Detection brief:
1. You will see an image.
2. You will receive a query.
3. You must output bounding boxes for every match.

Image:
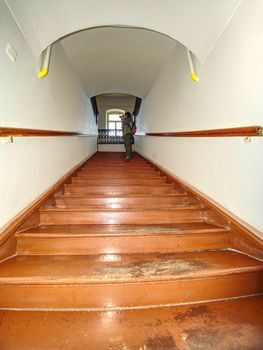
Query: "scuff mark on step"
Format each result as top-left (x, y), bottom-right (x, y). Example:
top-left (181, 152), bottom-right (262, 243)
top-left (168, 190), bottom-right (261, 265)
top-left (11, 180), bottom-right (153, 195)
top-left (174, 305), bottom-right (209, 321)
top-left (145, 333), bottom-right (179, 350)
top-left (93, 259), bottom-right (208, 280)
top-left (184, 324), bottom-right (263, 350)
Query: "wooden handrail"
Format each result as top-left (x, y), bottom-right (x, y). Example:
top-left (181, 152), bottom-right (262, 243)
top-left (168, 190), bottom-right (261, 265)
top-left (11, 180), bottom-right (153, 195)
top-left (146, 126), bottom-right (263, 137)
top-left (2, 126), bottom-right (262, 138)
top-left (0, 127), bottom-right (95, 137)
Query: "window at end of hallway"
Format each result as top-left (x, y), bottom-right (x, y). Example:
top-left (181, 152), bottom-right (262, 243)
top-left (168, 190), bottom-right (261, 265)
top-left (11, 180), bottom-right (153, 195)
top-left (106, 109), bottom-right (125, 130)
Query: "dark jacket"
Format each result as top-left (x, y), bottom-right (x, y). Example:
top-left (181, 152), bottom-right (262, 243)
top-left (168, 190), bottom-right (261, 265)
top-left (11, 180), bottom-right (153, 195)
top-left (122, 117), bottom-right (133, 135)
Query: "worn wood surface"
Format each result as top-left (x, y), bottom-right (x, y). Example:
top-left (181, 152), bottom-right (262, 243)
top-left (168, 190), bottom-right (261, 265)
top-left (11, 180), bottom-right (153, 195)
top-left (16, 223), bottom-right (230, 255)
top-left (0, 296), bottom-right (262, 349)
top-left (0, 251), bottom-right (262, 309)
top-left (1, 151), bottom-right (262, 327)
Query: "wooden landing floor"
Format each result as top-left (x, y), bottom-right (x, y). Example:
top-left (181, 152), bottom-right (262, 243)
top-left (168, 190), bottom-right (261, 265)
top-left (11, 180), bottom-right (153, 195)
top-left (0, 295), bottom-right (262, 350)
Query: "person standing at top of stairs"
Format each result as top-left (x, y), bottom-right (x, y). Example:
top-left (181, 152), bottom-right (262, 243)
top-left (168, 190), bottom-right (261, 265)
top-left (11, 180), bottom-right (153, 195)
top-left (121, 112), bottom-right (134, 161)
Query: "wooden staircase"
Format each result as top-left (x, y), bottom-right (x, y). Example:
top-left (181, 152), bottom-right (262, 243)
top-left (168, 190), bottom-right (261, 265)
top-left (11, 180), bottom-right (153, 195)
top-left (0, 152), bottom-right (263, 348)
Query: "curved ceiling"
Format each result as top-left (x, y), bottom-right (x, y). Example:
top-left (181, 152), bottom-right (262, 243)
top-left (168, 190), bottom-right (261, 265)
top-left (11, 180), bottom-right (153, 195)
top-left (6, 0), bottom-right (241, 62)
top-left (61, 27), bottom-right (177, 98)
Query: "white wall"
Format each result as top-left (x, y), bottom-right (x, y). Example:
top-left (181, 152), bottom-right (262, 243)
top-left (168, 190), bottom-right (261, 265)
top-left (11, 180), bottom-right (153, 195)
top-left (0, 1), bottom-right (97, 228)
top-left (136, 0), bottom-right (263, 232)
top-left (97, 95), bottom-right (136, 129)
top-left (6, 0), bottom-right (241, 63)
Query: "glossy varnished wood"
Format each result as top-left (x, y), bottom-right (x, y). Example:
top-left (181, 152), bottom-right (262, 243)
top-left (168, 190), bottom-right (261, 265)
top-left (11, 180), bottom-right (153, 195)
top-left (54, 194), bottom-right (198, 208)
top-left (64, 183), bottom-right (176, 195)
top-left (40, 207), bottom-right (204, 225)
top-left (146, 125), bottom-right (263, 137)
top-left (0, 251), bottom-right (262, 309)
top-left (1, 151), bottom-right (262, 319)
top-left (82, 165), bottom-right (155, 171)
top-left (77, 169), bottom-right (162, 177)
top-left (71, 177), bottom-right (167, 185)
top-left (0, 126), bottom-right (93, 137)
top-left (16, 223), bottom-right (230, 255)
top-left (0, 296), bottom-right (262, 349)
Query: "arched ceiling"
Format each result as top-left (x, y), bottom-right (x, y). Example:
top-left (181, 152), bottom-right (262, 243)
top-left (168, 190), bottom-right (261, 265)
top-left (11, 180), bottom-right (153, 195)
top-left (6, 0), bottom-right (241, 63)
top-left (61, 27), bottom-right (177, 98)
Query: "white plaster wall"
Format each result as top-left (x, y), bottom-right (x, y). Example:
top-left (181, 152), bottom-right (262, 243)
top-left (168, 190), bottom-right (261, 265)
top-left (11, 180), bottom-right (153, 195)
top-left (0, 1), bottom-right (97, 228)
top-left (6, 0), bottom-right (241, 63)
top-left (0, 2), bottom-right (97, 133)
top-left (136, 0), bottom-right (263, 232)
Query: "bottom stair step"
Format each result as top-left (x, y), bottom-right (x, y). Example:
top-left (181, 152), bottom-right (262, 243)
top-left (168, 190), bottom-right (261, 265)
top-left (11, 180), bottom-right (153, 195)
top-left (0, 251), bottom-right (262, 309)
top-left (0, 295), bottom-right (262, 349)
top-left (16, 223), bottom-right (230, 255)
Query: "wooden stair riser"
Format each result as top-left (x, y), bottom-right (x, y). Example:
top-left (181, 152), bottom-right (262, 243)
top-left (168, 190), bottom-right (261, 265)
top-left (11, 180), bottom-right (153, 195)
top-left (40, 209), bottom-right (204, 225)
top-left (54, 195), bottom-right (197, 208)
top-left (71, 177), bottom-right (166, 185)
top-left (64, 184), bottom-right (175, 195)
top-left (0, 271), bottom-right (261, 310)
top-left (16, 231), bottom-right (231, 255)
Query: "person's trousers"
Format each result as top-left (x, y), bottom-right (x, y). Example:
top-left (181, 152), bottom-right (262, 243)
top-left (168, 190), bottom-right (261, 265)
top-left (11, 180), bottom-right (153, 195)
top-left (124, 134), bottom-right (133, 159)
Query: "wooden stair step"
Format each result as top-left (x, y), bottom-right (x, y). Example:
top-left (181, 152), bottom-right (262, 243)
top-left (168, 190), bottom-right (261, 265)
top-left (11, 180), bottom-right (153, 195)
top-left (80, 167), bottom-right (156, 172)
top-left (0, 296), bottom-right (262, 349)
top-left (54, 194), bottom-right (197, 208)
top-left (83, 158), bottom-right (151, 163)
top-left (81, 165), bottom-right (155, 170)
top-left (71, 177), bottom-right (167, 185)
top-left (40, 207), bottom-right (205, 225)
top-left (64, 184), bottom-right (175, 195)
top-left (16, 223), bottom-right (230, 255)
top-left (17, 223), bottom-right (229, 236)
top-left (86, 162), bottom-right (148, 166)
top-left (87, 160), bottom-right (148, 164)
top-left (88, 155), bottom-right (144, 159)
top-left (77, 170), bottom-right (162, 177)
top-left (0, 251), bottom-right (262, 309)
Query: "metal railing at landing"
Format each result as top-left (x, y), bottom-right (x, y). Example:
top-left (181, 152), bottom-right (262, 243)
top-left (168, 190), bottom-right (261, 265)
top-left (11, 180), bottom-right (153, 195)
top-left (98, 129), bottom-right (124, 144)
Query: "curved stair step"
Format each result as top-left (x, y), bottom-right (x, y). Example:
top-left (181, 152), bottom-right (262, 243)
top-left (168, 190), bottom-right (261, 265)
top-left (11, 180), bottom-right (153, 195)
top-left (0, 251), bottom-right (262, 309)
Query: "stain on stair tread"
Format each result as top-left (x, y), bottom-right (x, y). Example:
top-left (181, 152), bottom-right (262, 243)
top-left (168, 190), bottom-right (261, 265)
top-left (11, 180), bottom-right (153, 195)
top-left (18, 223), bottom-right (229, 236)
top-left (0, 296), bottom-right (262, 349)
top-left (0, 251), bottom-right (262, 283)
